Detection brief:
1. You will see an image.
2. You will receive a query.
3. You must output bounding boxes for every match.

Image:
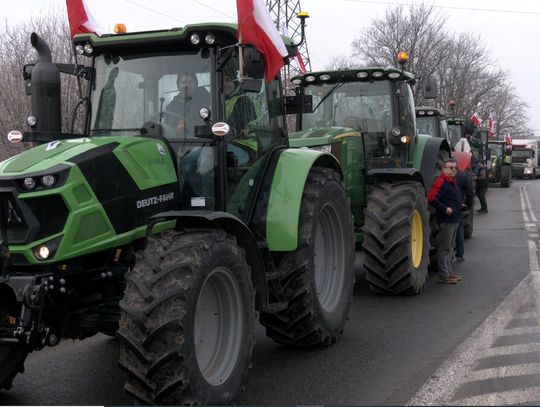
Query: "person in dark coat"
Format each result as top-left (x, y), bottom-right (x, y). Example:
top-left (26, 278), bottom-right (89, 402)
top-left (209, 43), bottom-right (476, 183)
top-left (475, 160), bottom-right (488, 213)
top-left (455, 168), bottom-right (474, 262)
top-left (165, 72), bottom-right (210, 136)
top-left (428, 158), bottom-right (463, 284)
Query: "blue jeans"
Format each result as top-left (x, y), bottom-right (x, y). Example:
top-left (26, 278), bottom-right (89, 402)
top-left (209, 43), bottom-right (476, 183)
top-left (455, 218), bottom-right (464, 259)
top-left (438, 222), bottom-right (459, 278)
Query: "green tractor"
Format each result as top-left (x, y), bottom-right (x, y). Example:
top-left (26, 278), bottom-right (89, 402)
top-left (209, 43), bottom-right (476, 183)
top-left (487, 140), bottom-right (512, 187)
top-left (0, 24), bottom-right (356, 404)
top-left (288, 57), bottom-right (451, 295)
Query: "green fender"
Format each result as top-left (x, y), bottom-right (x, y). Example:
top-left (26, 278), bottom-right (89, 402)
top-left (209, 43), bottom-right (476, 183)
top-left (412, 134), bottom-right (451, 193)
top-left (266, 148), bottom-right (341, 251)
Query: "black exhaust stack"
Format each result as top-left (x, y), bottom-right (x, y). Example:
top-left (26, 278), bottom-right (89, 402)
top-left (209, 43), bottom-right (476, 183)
top-left (29, 32), bottom-right (61, 134)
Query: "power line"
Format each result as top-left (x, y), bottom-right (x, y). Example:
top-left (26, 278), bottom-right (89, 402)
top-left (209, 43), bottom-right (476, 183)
top-left (193, 0), bottom-right (236, 20)
top-left (122, 0), bottom-right (187, 24)
top-left (344, 0), bottom-right (540, 16)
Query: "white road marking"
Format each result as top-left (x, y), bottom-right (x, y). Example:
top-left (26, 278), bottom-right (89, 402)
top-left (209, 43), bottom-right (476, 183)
top-left (407, 183), bottom-right (540, 406)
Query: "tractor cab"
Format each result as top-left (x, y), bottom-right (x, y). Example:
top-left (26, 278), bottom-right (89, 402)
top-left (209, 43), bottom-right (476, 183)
top-left (20, 25), bottom-right (289, 221)
top-left (416, 107), bottom-right (450, 144)
top-left (447, 117), bottom-right (465, 149)
top-left (290, 67), bottom-right (420, 166)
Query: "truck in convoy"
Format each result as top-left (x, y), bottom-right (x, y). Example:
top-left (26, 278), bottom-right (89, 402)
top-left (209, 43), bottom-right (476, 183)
top-left (511, 139), bottom-right (539, 178)
top-left (0, 22), bottom-right (356, 404)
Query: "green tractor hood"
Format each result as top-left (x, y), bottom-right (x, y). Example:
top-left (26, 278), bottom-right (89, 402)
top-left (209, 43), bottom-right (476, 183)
top-left (289, 127), bottom-right (361, 148)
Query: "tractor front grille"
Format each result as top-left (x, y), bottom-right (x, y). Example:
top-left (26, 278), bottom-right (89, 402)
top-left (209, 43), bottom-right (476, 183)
top-left (0, 186), bottom-right (68, 245)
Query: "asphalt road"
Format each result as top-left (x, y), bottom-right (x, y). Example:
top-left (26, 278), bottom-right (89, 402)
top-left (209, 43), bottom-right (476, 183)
top-left (1, 179), bottom-right (539, 406)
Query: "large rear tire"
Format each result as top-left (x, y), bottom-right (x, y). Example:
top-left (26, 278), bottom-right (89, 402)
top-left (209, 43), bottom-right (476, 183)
top-left (118, 229), bottom-right (255, 405)
top-left (500, 165), bottom-right (511, 187)
top-left (363, 181), bottom-right (430, 295)
top-left (259, 167), bottom-right (355, 347)
top-left (0, 347), bottom-right (28, 390)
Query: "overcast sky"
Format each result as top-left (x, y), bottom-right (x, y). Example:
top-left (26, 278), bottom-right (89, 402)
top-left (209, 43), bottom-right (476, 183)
top-left (4, 0), bottom-right (540, 134)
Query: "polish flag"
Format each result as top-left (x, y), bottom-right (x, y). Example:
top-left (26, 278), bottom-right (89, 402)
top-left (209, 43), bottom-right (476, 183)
top-left (295, 52), bottom-right (307, 74)
top-left (488, 112), bottom-right (495, 138)
top-left (65, 0), bottom-right (101, 37)
top-left (237, 0), bottom-right (288, 81)
top-left (471, 112), bottom-right (482, 127)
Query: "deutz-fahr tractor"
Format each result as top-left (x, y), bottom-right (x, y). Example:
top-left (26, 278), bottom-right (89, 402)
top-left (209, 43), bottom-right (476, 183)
top-left (0, 23), bottom-right (356, 404)
top-left (487, 140), bottom-right (512, 187)
top-left (416, 108), bottom-right (475, 240)
top-left (288, 54), bottom-right (451, 295)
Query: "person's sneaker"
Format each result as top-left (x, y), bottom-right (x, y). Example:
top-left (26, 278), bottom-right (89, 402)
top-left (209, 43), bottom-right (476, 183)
top-left (438, 276), bottom-right (458, 284)
top-left (477, 209), bottom-right (488, 213)
top-left (456, 257), bottom-right (464, 263)
top-left (450, 274), bottom-right (462, 281)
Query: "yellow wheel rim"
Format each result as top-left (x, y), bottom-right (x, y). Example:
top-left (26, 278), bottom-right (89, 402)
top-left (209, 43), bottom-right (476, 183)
top-left (411, 209), bottom-right (423, 268)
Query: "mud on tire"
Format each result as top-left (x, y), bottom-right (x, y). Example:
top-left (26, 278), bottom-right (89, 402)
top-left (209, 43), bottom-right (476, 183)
top-left (259, 167), bottom-right (355, 347)
top-left (363, 181), bottom-right (430, 295)
top-left (118, 229), bottom-right (255, 405)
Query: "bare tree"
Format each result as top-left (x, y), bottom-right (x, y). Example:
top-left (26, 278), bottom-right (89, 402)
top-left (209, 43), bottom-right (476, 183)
top-left (350, 1), bottom-right (530, 134)
top-left (325, 54), bottom-right (361, 70)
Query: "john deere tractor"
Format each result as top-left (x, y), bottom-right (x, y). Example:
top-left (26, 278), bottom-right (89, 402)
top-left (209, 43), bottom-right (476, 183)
top-left (288, 54), bottom-right (451, 295)
top-left (0, 24), bottom-right (356, 404)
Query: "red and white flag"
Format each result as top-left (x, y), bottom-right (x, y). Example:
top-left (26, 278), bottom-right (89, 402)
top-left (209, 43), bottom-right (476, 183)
top-left (471, 112), bottom-right (482, 127)
top-left (237, 0), bottom-right (288, 81)
top-left (488, 112), bottom-right (495, 138)
top-left (294, 52), bottom-right (307, 74)
top-left (65, 0), bottom-right (101, 37)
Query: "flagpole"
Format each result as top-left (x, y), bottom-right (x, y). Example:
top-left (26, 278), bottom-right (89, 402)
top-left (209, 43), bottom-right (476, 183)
top-left (238, 31), bottom-right (244, 84)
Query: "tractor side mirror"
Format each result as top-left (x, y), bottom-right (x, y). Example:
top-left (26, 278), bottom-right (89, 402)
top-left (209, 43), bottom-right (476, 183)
top-left (242, 45), bottom-right (265, 80)
top-left (285, 94), bottom-right (313, 114)
top-left (422, 76), bottom-right (437, 99)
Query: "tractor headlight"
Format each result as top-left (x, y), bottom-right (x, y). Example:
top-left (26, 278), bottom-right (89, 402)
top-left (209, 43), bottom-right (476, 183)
top-left (41, 174), bottom-right (57, 188)
top-left (190, 34), bottom-right (201, 45)
top-left (75, 44), bottom-right (85, 55)
top-left (35, 245), bottom-right (51, 260)
top-left (23, 177), bottom-right (36, 190)
top-left (83, 43), bottom-right (93, 55)
top-left (33, 236), bottom-right (62, 261)
top-left (311, 145), bottom-right (332, 153)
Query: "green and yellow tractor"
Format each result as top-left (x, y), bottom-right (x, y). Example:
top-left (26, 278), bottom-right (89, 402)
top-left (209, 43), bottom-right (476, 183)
top-left (288, 55), bottom-right (451, 295)
top-left (487, 139), bottom-right (512, 187)
top-left (0, 23), bottom-right (356, 404)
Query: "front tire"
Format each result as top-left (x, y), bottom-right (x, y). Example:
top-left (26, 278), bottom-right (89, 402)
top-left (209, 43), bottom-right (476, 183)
top-left (118, 229), bottom-right (255, 405)
top-left (363, 181), bottom-right (430, 295)
top-left (259, 167), bottom-right (355, 347)
top-left (500, 165), bottom-right (511, 187)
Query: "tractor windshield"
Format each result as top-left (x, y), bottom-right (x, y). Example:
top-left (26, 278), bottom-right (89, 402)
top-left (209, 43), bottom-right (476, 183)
top-left (447, 123), bottom-right (462, 149)
top-left (489, 143), bottom-right (503, 159)
top-left (512, 149), bottom-right (533, 159)
top-left (90, 51), bottom-right (211, 139)
top-left (417, 116), bottom-right (439, 138)
top-left (300, 81), bottom-right (392, 135)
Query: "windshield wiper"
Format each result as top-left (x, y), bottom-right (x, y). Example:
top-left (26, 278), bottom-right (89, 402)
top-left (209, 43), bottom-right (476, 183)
top-left (312, 82), bottom-right (344, 113)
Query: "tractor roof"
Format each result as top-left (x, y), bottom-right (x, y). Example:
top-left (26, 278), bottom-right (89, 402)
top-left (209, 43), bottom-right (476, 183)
top-left (291, 67), bottom-right (415, 87)
top-left (73, 23), bottom-right (295, 56)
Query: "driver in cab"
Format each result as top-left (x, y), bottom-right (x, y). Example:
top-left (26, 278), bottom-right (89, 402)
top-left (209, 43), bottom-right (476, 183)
top-left (165, 72), bottom-right (210, 136)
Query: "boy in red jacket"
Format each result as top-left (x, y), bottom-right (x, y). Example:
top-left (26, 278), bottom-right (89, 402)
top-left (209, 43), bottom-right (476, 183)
top-left (428, 158), bottom-right (463, 284)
